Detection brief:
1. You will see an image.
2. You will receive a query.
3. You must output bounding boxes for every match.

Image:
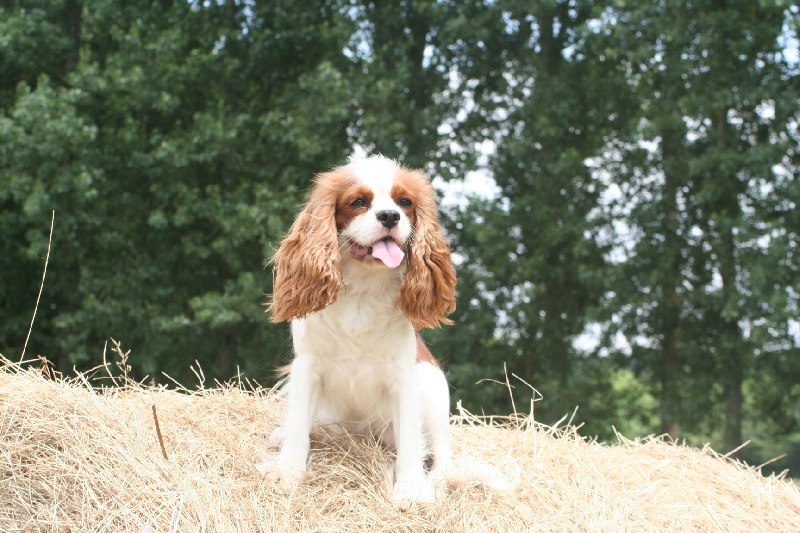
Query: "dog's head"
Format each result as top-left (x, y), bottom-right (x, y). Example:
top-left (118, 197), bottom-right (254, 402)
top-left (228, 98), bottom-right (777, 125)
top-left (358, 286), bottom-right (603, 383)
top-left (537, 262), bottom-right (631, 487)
top-left (268, 155), bottom-right (456, 329)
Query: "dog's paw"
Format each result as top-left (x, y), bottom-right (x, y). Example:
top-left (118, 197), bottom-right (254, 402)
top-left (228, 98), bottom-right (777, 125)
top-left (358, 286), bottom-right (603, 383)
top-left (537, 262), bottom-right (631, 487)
top-left (392, 476), bottom-right (436, 511)
top-left (255, 449), bottom-right (308, 492)
top-left (272, 465), bottom-right (309, 492)
top-left (268, 425), bottom-right (287, 448)
top-left (428, 458), bottom-right (457, 485)
top-left (452, 455), bottom-right (518, 491)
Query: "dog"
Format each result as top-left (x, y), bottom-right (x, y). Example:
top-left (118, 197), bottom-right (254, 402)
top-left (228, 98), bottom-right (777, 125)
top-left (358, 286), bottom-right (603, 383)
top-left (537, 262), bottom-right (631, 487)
top-left (259, 155), bottom-right (510, 509)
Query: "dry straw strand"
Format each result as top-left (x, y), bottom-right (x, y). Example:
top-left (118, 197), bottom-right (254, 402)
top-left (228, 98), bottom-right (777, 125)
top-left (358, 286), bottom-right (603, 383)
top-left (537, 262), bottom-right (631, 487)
top-left (152, 404), bottom-right (169, 460)
top-left (19, 210), bottom-right (54, 363)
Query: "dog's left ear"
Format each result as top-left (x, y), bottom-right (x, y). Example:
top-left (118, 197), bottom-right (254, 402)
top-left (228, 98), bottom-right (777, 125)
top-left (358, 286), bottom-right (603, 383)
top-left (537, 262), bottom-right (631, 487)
top-left (268, 173), bottom-right (343, 322)
top-left (399, 175), bottom-right (457, 330)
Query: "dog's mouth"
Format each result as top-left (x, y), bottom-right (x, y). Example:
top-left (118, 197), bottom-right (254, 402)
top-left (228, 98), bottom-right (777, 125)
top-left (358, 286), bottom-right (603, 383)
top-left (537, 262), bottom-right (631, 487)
top-left (347, 237), bottom-right (405, 269)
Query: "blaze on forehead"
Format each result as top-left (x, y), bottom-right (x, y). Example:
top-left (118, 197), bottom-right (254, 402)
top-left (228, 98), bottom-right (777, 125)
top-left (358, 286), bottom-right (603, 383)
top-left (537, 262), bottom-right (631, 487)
top-left (348, 155), bottom-right (399, 187)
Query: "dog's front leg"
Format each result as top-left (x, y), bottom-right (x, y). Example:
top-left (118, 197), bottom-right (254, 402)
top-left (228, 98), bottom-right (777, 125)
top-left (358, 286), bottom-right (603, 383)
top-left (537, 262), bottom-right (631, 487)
top-left (416, 362), bottom-right (457, 484)
top-left (272, 355), bottom-right (320, 491)
top-left (390, 366), bottom-right (435, 510)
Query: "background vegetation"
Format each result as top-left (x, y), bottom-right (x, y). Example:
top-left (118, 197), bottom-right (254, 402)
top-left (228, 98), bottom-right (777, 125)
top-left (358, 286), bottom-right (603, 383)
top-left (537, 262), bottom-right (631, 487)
top-left (1, 0), bottom-right (798, 474)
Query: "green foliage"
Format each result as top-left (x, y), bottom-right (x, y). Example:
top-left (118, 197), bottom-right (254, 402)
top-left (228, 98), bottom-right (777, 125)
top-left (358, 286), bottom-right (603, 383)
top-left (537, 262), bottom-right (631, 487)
top-left (596, 0), bottom-right (799, 452)
top-left (0, 0), bottom-right (355, 381)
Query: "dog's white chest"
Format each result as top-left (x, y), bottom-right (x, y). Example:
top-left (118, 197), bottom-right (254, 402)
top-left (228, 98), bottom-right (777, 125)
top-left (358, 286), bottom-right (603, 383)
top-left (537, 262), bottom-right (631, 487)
top-left (334, 296), bottom-right (394, 339)
top-left (291, 293), bottom-right (415, 422)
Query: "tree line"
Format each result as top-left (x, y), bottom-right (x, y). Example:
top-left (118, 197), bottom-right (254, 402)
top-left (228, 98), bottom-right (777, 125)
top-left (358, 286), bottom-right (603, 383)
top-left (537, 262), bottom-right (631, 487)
top-left (1, 0), bottom-right (798, 470)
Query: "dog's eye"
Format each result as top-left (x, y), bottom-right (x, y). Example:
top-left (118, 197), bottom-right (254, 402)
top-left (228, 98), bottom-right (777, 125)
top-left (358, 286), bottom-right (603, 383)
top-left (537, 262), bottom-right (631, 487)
top-left (397, 198), bottom-right (412, 208)
top-left (351, 198), bottom-right (369, 208)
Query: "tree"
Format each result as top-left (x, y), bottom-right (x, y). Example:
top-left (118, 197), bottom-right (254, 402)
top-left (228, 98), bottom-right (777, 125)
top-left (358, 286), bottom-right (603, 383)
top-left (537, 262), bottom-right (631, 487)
top-left (0, 0), bottom-right (357, 382)
top-left (0, 0), bottom-right (96, 366)
top-left (435, 0), bottom-right (643, 435)
top-left (602, 0), bottom-right (798, 451)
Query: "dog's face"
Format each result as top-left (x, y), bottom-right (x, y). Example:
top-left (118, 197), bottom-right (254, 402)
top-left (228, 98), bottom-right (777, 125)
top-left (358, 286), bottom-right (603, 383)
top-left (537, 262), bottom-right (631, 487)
top-left (335, 156), bottom-right (419, 270)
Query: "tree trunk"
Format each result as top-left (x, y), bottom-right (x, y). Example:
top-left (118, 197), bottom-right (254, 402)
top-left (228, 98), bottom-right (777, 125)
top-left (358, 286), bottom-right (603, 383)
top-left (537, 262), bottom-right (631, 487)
top-left (658, 120), bottom-right (686, 441)
top-left (56, 350), bottom-right (72, 377)
top-left (660, 287), bottom-right (682, 440)
top-left (217, 330), bottom-right (238, 382)
top-left (720, 224), bottom-right (745, 454)
top-left (723, 369), bottom-right (744, 454)
top-left (63, 0), bottom-right (82, 74)
top-left (712, 106), bottom-right (746, 455)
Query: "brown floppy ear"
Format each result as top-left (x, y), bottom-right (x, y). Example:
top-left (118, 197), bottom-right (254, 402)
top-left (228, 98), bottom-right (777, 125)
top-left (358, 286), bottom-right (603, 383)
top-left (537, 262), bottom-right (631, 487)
top-left (399, 176), bottom-right (457, 330)
top-left (268, 174), bottom-right (343, 322)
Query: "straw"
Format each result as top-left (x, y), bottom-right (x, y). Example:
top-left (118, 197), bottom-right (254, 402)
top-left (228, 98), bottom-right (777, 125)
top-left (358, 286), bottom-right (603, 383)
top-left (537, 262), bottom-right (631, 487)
top-left (1, 354), bottom-right (798, 532)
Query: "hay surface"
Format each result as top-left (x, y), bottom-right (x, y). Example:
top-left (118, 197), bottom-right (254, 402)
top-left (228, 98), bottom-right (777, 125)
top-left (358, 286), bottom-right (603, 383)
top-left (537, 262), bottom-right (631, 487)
top-left (1, 357), bottom-right (799, 532)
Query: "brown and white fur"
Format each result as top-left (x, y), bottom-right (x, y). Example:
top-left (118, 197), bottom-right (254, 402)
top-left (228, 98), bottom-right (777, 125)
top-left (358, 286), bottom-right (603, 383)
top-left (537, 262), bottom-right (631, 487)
top-left (259, 155), bottom-right (509, 509)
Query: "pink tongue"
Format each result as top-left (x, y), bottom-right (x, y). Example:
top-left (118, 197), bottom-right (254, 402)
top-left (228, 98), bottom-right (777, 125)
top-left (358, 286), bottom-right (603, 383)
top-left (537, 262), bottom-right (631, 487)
top-left (370, 239), bottom-right (405, 268)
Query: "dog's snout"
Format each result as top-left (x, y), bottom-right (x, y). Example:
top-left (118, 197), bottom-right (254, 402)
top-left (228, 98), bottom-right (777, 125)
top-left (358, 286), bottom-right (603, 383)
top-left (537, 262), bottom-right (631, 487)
top-left (377, 210), bottom-right (401, 229)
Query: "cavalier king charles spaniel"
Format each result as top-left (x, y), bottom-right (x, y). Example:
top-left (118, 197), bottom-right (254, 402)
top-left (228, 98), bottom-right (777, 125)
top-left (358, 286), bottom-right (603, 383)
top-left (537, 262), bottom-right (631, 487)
top-left (258, 155), bottom-right (510, 509)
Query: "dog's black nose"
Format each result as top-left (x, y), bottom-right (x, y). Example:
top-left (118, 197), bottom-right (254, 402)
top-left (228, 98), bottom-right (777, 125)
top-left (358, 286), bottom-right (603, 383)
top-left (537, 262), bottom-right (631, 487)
top-left (376, 210), bottom-right (401, 229)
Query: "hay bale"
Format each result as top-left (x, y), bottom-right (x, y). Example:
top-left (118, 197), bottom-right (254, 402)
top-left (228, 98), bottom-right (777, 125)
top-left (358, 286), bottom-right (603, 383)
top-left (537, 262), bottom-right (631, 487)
top-left (1, 357), bottom-right (798, 532)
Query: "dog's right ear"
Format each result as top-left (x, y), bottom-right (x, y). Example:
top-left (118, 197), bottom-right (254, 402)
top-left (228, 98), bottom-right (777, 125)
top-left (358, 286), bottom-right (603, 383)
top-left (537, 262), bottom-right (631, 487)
top-left (268, 172), bottom-right (344, 322)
